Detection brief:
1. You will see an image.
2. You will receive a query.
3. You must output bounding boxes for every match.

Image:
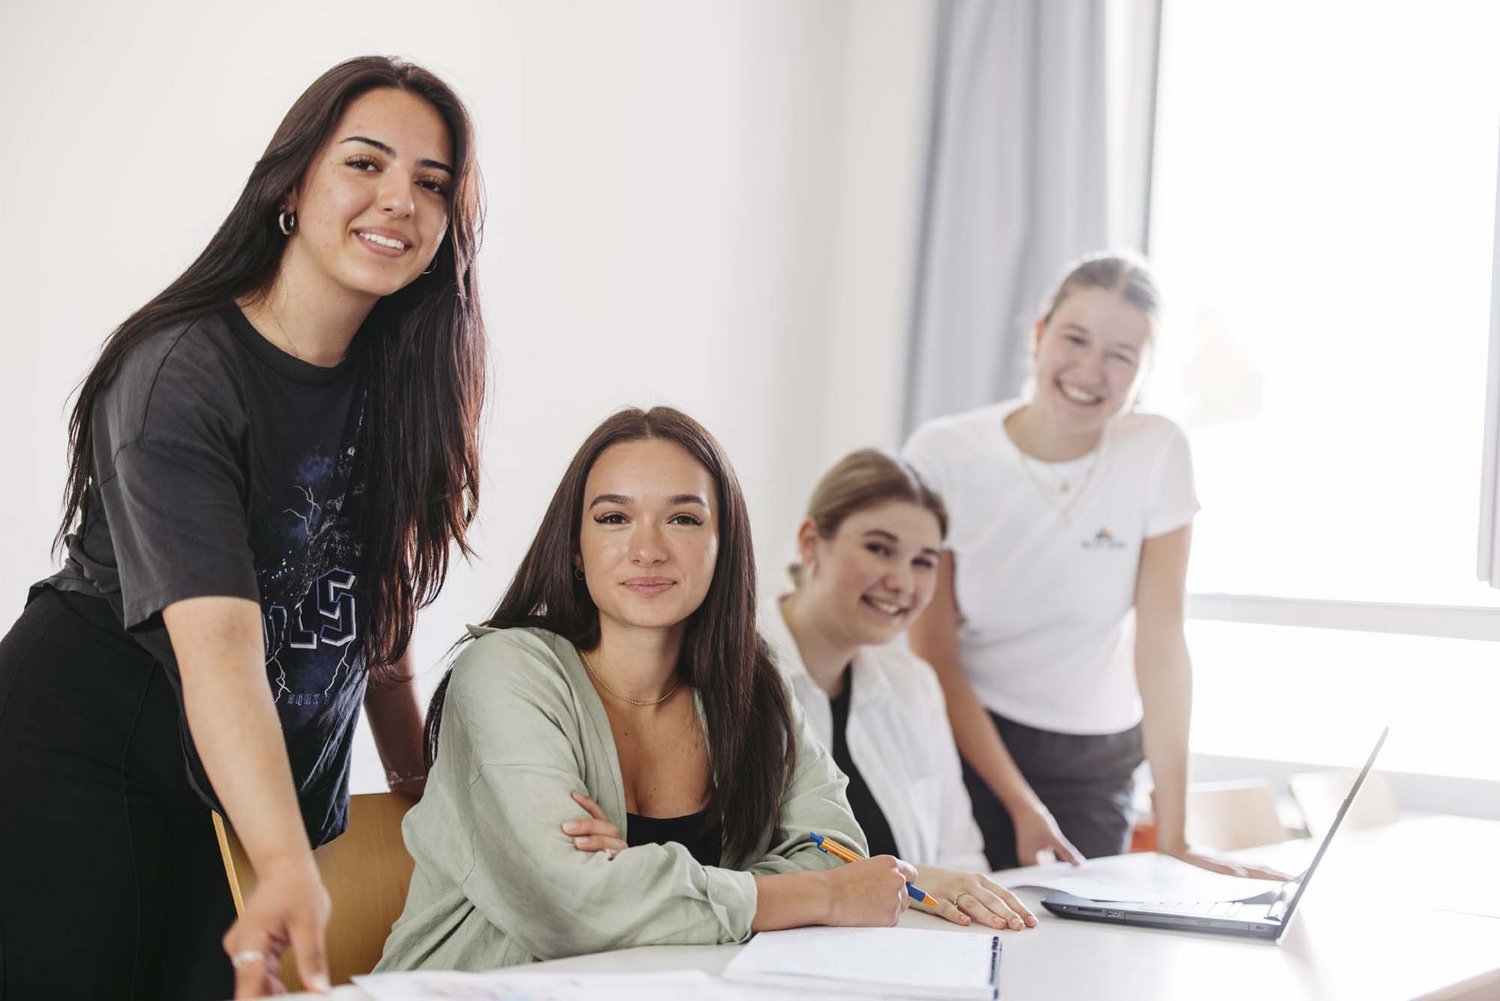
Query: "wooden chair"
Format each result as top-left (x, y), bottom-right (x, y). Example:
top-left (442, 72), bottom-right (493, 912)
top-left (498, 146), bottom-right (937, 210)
top-left (1289, 767), bottom-right (1400, 841)
top-left (1185, 779), bottom-right (1290, 851)
top-left (212, 792), bottom-right (418, 990)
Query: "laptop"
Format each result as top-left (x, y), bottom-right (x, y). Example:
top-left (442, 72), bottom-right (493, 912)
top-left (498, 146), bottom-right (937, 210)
top-left (1041, 727), bottom-right (1389, 940)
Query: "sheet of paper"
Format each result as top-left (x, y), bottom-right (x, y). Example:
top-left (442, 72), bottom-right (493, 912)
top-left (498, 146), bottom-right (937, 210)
top-left (722, 927), bottom-right (999, 999)
top-left (999, 852), bottom-right (1284, 903)
top-left (354, 969), bottom-right (860, 1001)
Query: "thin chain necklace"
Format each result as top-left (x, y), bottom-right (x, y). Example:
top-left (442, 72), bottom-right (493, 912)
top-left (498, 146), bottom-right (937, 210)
top-left (579, 648), bottom-right (680, 707)
top-left (263, 296), bottom-right (307, 363)
top-left (1017, 441), bottom-right (1103, 528)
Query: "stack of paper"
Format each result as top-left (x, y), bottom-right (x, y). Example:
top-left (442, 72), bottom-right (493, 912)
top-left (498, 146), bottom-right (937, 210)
top-left (722, 927), bottom-right (1000, 999)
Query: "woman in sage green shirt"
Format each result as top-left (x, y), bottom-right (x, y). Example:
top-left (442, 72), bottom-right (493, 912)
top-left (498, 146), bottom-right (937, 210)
top-left (379, 407), bottom-right (945, 972)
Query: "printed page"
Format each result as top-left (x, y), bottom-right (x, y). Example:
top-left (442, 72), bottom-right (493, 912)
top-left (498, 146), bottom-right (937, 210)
top-left (1000, 853), bottom-right (1283, 902)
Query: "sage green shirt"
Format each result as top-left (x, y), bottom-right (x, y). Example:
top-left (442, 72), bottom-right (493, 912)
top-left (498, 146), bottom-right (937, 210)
top-left (375, 626), bottom-right (866, 971)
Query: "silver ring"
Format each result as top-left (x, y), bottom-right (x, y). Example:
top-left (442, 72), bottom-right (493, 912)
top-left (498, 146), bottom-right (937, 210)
top-left (230, 949), bottom-right (266, 969)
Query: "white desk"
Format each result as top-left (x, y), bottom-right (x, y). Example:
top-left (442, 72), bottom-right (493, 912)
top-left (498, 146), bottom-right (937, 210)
top-left (297, 816), bottom-right (1500, 1001)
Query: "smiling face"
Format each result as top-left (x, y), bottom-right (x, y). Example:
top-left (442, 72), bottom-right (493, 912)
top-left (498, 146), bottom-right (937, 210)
top-left (797, 500), bottom-right (944, 648)
top-left (1030, 286), bottom-right (1153, 436)
top-left (577, 439), bottom-right (721, 640)
top-left (280, 87), bottom-right (453, 304)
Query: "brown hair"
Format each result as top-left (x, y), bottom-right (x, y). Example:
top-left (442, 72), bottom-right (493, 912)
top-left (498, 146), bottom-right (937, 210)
top-left (56, 56), bottom-right (487, 681)
top-left (425, 406), bottom-right (795, 866)
top-left (790, 449), bottom-right (947, 586)
top-left (1039, 249), bottom-right (1162, 338)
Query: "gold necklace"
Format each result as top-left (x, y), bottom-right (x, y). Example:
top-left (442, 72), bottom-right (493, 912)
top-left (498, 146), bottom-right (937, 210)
top-left (263, 296), bottom-right (306, 363)
top-left (579, 648), bottom-right (680, 707)
top-left (1017, 445), bottom-right (1102, 527)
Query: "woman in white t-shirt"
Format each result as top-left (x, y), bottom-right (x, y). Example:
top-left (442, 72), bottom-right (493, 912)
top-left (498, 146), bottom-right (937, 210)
top-left (770, 449), bottom-right (1037, 931)
top-left (904, 251), bottom-right (1283, 878)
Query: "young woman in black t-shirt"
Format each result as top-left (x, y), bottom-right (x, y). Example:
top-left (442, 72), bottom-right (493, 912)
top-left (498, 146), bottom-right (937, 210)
top-left (0, 58), bottom-right (485, 1000)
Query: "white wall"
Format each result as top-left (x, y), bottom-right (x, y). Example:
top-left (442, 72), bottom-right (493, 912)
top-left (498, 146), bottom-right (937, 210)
top-left (0, 0), bottom-right (933, 791)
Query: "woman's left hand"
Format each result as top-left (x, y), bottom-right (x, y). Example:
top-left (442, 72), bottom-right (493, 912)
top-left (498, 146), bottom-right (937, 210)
top-left (913, 865), bottom-right (1038, 931)
top-left (563, 792), bottom-right (628, 859)
top-left (1162, 844), bottom-right (1291, 881)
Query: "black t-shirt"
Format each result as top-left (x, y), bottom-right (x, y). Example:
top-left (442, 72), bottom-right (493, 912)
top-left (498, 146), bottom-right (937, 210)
top-left (829, 669), bottom-right (902, 861)
top-left (39, 304), bottom-right (370, 847)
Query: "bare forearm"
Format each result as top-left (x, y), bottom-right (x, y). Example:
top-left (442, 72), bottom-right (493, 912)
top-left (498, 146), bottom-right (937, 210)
top-left (1137, 635), bottom-right (1192, 851)
top-left (751, 871), bottom-right (833, 931)
top-left (166, 597), bottom-right (311, 869)
top-left (365, 652), bottom-right (427, 790)
top-left (909, 551), bottom-right (1041, 817)
top-left (934, 664), bottom-right (1040, 814)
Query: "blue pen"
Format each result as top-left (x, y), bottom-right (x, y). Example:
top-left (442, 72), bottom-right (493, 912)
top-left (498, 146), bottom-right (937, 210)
top-left (809, 832), bottom-right (942, 908)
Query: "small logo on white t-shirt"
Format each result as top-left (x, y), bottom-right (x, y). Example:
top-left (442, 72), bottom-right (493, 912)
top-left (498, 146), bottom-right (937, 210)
top-left (1081, 528), bottom-right (1127, 550)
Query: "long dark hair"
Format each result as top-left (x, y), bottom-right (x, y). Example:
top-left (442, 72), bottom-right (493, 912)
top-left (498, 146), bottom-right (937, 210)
top-left (56, 56), bottom-right (486, 679)
top-left (426, 406), bottom-right (795, 865)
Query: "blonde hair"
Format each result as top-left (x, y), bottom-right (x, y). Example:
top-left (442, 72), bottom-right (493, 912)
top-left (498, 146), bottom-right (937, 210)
top-left (1039, 249), bottom-right (1162, 342)
top-left (788, 449), bottom-right (947, 587)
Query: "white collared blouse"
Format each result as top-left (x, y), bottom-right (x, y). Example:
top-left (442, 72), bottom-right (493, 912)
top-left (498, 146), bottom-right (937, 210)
top-left (763, 595), bottom-right (988, 872)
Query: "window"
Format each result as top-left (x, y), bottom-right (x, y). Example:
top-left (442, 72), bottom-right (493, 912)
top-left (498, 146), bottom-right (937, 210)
top-left (1147, 1), bottom-right (1500, 782)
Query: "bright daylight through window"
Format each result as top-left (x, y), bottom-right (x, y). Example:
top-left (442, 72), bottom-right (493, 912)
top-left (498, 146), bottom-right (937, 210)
top-left (1145, 1), bottom-right (1500, 781)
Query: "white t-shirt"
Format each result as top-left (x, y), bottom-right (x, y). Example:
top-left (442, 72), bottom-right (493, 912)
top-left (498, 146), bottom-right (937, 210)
top-left (762, 595), bottom-right (988, 871)
top-left (903, 398), bottom-right (1199, 735)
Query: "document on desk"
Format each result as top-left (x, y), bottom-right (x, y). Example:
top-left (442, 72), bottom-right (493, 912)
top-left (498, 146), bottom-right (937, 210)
top-left (1000, 853), bottom-right (1282, 902)
top-left (355, 968), bottom-right (920, 1001)
top-left (722, 926), bottom-right (1001, 999)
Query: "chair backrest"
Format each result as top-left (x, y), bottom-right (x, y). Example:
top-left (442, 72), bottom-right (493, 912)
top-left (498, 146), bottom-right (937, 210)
top-left (1289, 767), bottom-right (1400, 841)
top-left (1185, 779), bottom-right (1289, 851)
top-left (212, 791), bottom-right (418, 990)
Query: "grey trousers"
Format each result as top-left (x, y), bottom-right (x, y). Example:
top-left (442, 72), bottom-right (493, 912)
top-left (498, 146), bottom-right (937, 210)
top-left (962, 710), bottom-right (1144, 871)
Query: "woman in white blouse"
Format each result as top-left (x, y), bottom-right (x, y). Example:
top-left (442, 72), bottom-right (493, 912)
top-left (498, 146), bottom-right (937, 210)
top-left (767, 449), bottom-right (1036, 932)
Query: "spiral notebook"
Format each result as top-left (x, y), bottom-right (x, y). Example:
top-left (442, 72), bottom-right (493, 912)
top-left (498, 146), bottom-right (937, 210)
top-left (722, 926), bottom-right (1001, 999)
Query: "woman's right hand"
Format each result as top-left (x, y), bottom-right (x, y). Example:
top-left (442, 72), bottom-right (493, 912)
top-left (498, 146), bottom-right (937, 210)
top-left (1012, 804), bottom-right (1083, 866)
top-left (823, 855), bottom-right (918, 927)
top-left (222, 852), bottom-right (332, 998)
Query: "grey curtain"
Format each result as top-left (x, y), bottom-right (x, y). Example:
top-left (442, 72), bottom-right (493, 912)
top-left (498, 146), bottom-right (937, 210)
top-left (902, 0), bottom-right (1160, 435)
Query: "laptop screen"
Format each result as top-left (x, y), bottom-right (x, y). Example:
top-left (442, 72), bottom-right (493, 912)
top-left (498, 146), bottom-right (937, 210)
top-left (1271, 728), bottom-right (1390, 924)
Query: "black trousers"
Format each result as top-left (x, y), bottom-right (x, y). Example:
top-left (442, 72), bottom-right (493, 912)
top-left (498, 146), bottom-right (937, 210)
top-left (0, 589), bottom-right (234, 1001)
top-left (963, 709), bottom-right (1144, 871)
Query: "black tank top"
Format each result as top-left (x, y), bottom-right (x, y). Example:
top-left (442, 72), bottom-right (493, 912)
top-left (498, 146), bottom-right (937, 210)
top-left (627, 807), bottom-right (722, 867)
top-left (829, 668), bottom-right (902, 860)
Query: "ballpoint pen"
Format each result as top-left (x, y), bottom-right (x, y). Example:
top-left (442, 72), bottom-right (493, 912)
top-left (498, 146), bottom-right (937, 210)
top-left (809, 832), bottom-right (943, 908)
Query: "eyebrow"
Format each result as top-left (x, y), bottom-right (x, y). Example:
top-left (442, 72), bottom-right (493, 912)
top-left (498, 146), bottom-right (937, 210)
top-left (864, 528), bottom-right (941, 558)
top-left (588, 493), bottom-right (709, 510)
top-left (340, 135), bottom-right (454, 174)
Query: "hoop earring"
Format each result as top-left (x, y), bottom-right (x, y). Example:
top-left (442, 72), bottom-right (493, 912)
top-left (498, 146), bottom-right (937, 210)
top-left (573, 567), bottom-right (585, 582)
top-left (422, 258), bottom-right (438, 276)
top-left (277, 210), bottom-right (296, 236)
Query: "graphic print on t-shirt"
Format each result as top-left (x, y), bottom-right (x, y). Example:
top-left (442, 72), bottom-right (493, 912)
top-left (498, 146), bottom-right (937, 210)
top-left (257, 418), bottom-right (366, 714)
top-left (1081, 527), bottom-right (1128, 550)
